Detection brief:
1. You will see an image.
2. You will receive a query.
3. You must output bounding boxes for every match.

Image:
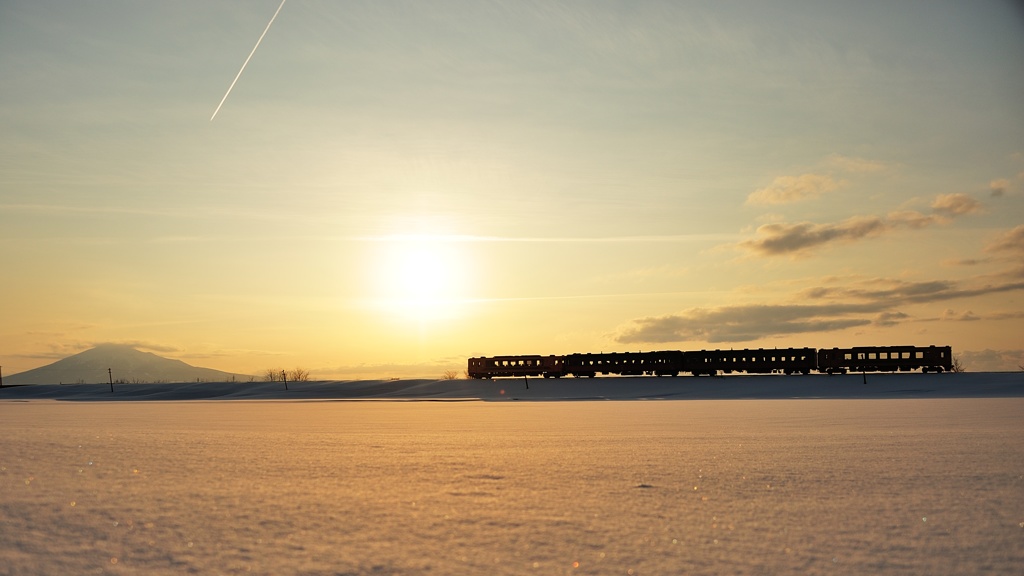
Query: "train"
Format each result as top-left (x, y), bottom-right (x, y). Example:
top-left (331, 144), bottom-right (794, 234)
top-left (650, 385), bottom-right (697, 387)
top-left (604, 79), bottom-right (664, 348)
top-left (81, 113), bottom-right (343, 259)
top-left (467, 345), bottom-right (953, 379)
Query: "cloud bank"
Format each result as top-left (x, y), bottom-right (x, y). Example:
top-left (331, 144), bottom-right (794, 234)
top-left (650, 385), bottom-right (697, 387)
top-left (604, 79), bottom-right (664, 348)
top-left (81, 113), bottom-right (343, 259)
top-left (616, 304), bottom-right (873, 344)
top-left (614, 271), bottom-right (1024, 345)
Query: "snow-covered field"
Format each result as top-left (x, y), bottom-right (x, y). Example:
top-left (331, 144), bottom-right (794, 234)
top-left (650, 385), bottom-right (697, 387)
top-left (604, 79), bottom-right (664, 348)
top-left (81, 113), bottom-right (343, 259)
top-left (1, 375), bottom-right (1022, 574)
top-left (0, 371), bottom-right (1021, 401)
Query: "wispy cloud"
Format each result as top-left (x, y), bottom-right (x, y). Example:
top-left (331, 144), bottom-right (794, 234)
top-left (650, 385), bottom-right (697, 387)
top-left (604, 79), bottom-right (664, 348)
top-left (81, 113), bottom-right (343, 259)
top-left (940, 309), bottom-right (981, 322)
top-left (736, 215), bottom-right (889, 256)
top-left (943, 257), bottom-right (988, 266)
top-left (989, 178), bottom-right (1010, 197)
top-left (11, 339), bottom-right (180, 360)
top-left (957, 349), bottom-right (1024, 372)
top-left (734, 193), bottom-right (982, 257)
top-left (930, 192), bottom-right (983, 216)
top-left (352, 233), bottom-right (734, 244)
top-left (105, 340), bottom-right (182, 354)
top-left (825, 154), bottom-right (888, 173)
top-left (939, 224), bottom-right (1024, 267)
top-left (798, 275), bottom-right (1024, 306)
top-left (744, 155), bottom-right (887, 206)
top-left (984, 224), bottom-right (1024, 254)
top-left (178, 347), bottom-right (286, 360)
top-left (745, 173), bottom-right (843, 205)
top-left (873, 311), bottom-right (911, 327)
top-left (0, 203), bottom-right (170, 216)
top-left (312, 359), bottom-right (466, 380)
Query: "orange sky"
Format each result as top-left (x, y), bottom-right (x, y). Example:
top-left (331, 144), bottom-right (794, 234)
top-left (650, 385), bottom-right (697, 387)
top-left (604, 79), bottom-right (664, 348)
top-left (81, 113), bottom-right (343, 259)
top-left (2, 1), bottom-right (1023, 377)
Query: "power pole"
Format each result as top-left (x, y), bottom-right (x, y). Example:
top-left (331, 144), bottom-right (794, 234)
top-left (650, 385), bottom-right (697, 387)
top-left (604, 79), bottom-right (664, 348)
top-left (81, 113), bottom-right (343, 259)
top-left (108, 368), bottom-right (113, 393)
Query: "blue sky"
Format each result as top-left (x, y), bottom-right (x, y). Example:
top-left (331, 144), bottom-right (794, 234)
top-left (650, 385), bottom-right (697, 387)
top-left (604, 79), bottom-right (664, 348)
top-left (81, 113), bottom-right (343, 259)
top-left (2, 1), bottom-right (1022, 376)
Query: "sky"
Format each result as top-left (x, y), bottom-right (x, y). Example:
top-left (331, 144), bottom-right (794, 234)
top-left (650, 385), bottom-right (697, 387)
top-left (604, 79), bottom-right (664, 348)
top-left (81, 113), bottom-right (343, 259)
top-left (2, 0), bottom-right (1023, 378)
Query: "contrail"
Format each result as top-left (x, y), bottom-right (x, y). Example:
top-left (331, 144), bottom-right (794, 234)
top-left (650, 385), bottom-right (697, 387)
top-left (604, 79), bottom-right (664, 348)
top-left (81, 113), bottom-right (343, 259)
top-left (210, 0), bottom-right (287, 121)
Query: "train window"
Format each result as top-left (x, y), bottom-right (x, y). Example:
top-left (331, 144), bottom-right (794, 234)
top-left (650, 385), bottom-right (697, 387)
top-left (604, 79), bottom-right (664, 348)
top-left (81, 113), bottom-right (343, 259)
top-left (845, 353), bottom-right (852, 360)
top-left (868, 353), bottom-right (877, 360)
top-left (902, 352), bottom-right (909, 359)
top-left (915, 352), bottom-right (923, 359)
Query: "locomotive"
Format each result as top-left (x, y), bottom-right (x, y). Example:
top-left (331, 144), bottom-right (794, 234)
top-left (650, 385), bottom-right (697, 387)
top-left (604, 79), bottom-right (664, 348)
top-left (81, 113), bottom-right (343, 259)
top-left (467, 345), bottom-right (953, 379)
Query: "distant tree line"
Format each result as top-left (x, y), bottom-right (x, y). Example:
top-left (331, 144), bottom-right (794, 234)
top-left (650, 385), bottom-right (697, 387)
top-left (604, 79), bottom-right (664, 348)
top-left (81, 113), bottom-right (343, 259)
top-left (263, 368), bottom-right (311, 382)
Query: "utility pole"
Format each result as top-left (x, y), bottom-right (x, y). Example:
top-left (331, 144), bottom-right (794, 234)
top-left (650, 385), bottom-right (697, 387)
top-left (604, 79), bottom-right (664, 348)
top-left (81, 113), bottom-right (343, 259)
top-left (108, 368), bottom-right (113, 393)
top-left (282, 369), bottom-right (288, 391)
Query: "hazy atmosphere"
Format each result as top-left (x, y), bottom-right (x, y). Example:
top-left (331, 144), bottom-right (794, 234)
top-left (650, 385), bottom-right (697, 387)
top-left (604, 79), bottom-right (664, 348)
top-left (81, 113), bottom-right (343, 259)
top-left (2, 1), bottom-right (1023, 378)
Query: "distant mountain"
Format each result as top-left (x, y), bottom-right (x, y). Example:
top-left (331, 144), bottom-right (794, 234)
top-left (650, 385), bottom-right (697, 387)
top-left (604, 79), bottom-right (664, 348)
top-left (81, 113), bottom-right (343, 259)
top-left (4, 344), bottom-right (248, 385)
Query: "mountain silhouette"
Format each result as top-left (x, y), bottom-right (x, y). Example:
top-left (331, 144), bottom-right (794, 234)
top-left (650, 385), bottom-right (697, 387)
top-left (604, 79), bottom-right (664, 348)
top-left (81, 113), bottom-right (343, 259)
top-left (4, 344), bottom-right (247, 385)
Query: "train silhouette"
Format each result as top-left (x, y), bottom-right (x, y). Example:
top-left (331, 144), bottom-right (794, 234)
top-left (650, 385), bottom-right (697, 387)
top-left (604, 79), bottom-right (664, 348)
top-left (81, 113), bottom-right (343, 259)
top-left (468, 345), bottom-right (953, 379)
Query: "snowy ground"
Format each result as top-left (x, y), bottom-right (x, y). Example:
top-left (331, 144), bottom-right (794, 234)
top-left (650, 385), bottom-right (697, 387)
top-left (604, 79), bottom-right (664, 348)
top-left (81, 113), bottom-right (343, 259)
top-left (1, 375), bottom-right (1022, 575)
top-left (0, 371), bottom-right (1021, 401)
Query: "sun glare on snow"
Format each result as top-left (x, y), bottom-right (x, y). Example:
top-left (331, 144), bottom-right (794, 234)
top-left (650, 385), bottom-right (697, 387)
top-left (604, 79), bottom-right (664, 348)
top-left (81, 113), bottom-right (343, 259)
top-left (370, 235), bottom-right (469, 321)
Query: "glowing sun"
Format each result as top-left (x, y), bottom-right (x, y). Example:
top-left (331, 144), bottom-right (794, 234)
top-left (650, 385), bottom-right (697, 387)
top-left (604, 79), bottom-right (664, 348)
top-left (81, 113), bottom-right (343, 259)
top-left (370, 235), bottom-right (468, 320)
